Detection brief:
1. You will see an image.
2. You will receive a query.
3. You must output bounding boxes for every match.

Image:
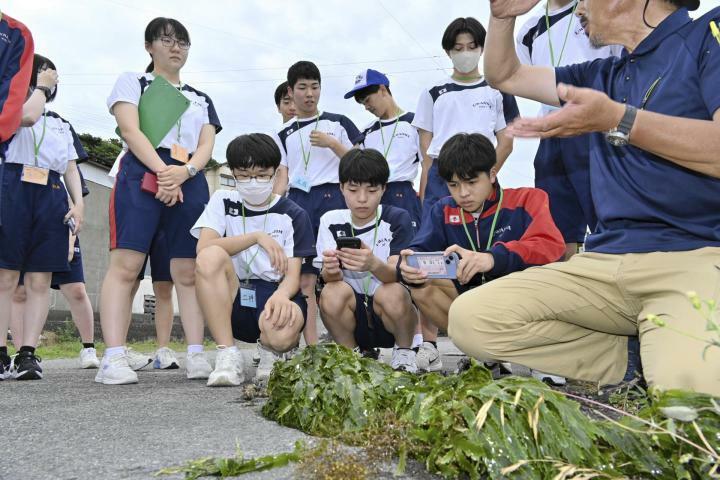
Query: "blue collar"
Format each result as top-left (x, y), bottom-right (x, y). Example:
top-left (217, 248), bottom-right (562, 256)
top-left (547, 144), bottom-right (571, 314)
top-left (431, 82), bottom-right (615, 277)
top-left (630, 8), bottom-right (692, 57)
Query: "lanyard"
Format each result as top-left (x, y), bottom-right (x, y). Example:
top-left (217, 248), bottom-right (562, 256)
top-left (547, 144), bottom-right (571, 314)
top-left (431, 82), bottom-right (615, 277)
top-left (241, 197), bottom-right (272, 279)
top-left (378, 112), bottom-right (401, 158)
top-left (296, 113), bottom-right (321, 173)
top-left (711, 21), bottom-right (720, 46)
top-left (350, 209), bottom-right (381, 307)
top-left (545, 1), bottom-right (578, 67)
top-left (30, 113), bottom-right (48, 167)
top-left (460, 187), bottom-right (504, 253)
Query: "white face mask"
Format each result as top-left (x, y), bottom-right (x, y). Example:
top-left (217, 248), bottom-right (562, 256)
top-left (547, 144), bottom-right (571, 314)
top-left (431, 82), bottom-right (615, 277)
top-left (450, 50), bottom-right (482, 74)
top-left (235, 178), bottom-right (274, 205)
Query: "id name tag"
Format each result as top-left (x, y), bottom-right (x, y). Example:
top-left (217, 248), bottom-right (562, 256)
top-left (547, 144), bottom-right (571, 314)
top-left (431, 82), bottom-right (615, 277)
top-left (21, 165), bottom-right (50, 185)
top-left (291, 174), bottom-right (311, 193)
top-left (171, 144), bottom-right (189, 163)
top-left (240, 284), bottom-right (257, 308)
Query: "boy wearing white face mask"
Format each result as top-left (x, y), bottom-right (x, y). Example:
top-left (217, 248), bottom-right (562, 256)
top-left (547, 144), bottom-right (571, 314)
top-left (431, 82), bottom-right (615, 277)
top-left (413, 17), bottom-right (519, 214)
top-left (192, 134), bottom-right (314, 387)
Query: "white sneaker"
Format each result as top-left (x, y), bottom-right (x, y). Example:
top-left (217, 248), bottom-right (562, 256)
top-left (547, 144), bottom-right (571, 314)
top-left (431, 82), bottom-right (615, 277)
top-left (252, 340), bottom-right (261, 367)
top-left (531, 370), bottom-right (567, 386)
top-left (254, 343), bottom-right (282, 383)
top-left (207, 348), bottom-right (245, 387)
top-left (415, 342), bottom-right (443, 373)
top-left (392, 348), bottom-right (418, 373)
top-left (79, 347), bottom-right (100, 369)
top-left (153, 347), bottom-right (179, 370)
top-left (95, 353), bottom-right (138, 385)
top-left (125, 348), bottom-right (152, 371)
top-left (186, 351), bottom-right (212, 379)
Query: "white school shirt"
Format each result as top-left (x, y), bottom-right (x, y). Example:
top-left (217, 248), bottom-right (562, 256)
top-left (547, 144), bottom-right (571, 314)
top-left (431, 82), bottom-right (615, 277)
top-left (516, 1), bottom-right (623, 115)
top-left (3, 111), bottom-right (87, 174)
top-left (356, 112), bottom-right (420, 183)
top-left (107, 72), bottom-right (222, 154)
top-left (277, 112), bottom-right (360, 188)
top-left (412, 77), bottom-right (519, 158)
top-left (313, 205), bottom-right (413, 296)
top-left (190, 191), bottom-right (314, 282)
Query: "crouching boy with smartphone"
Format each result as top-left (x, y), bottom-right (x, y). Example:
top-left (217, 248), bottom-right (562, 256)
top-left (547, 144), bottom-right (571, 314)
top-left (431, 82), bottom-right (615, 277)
top-left (399, 133), bottom-right (565, 372)
top-left (315, 149), bottom-right (418, 373)
top-left (192, 134), bottom-right (314, 387)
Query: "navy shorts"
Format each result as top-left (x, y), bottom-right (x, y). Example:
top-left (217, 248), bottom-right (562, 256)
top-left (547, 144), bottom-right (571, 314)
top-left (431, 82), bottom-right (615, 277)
top-left (422, 160), bottom-right (450, 214)
top-left (231, 279), bottom-right (307, 344)
top-left (534, 136), bottom-right (596, 244)
top-left (382, 181), bottom-right (422, 231)
top-left (350, 293), bottom-right (395, 350)
top-left (109, 149), bottom-right (209, 259)
top-left (137, 230), bottom-right (172, 282)
top-left (51, 236), bottom-right (84, 288)
top-left (0, 163), bottom-right (70, 272)
top-left (288, 183), bottom-right (346, 275)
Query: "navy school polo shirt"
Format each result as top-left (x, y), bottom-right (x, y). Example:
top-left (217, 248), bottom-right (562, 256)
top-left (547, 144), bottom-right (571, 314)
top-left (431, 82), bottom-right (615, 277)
top-left (555, 7), bottom-right (720, 254)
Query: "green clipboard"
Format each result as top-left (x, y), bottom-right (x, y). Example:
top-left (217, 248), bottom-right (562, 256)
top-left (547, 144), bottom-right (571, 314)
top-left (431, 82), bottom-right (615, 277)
top-left (115, 74), bottom-right (191, 148)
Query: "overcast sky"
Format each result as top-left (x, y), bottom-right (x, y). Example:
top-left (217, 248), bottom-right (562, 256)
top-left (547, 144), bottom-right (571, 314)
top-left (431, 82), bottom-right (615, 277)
top-left (5, 1), bottom-right (715, 187)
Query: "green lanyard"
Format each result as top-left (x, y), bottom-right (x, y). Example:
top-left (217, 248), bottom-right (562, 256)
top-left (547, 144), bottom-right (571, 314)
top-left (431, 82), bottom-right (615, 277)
top-left (296, 113), bottom-right (321, 173)
top-left (378, 112), bottom-right (401, 158)
top-left (545, 1), bottom-right (578, 67)
top-left (711, 21), bottom-right (720, 46)
top-left (350, 209), bottom-right (381, 308)
top-left (30, 113), bottom-right (47, 167)
top-left (460, 187), bottom-right (504, 253)
top-left (241, 198), bottom-right (272, 280)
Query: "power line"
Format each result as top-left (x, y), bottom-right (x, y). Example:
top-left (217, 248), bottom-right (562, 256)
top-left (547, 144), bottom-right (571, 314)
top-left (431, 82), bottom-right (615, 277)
top-left (62, 67), bottom-right (450, 87)
top-left (61, 55), bottom-right (445, 76)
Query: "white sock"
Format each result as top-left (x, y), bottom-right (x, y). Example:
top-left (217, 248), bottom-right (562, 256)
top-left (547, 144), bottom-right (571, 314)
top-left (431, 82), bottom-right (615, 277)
top-left (411, 334), bottom-right (424, 349)
top-left (187, 344), bottom-right (203, 354)
top-left (105, 346), bottom-right (125, 358)
top-left (217, 345), bottom-right (239, 353)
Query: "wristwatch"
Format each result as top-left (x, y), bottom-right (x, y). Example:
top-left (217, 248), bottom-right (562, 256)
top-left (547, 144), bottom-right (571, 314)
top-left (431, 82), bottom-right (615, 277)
top-left (35, 86), bottom-right (52, 101)
top-left (185, 164), bottom-right (198, 177)
top-left (605, 105), bottom-right (638, 147)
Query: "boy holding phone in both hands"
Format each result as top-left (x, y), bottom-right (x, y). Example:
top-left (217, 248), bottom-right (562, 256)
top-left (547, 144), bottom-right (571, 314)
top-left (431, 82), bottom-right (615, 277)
top-left (399, 133), bottom-right (565, 375)
top-left (315, 149), bottom-right (419, 373)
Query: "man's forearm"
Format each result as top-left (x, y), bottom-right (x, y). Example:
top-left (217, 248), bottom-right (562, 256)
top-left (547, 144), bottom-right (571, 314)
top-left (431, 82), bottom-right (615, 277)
top-left (631, 110), bottom-right (720, 178)
top-left (485, 16), bottom-right (522, 89)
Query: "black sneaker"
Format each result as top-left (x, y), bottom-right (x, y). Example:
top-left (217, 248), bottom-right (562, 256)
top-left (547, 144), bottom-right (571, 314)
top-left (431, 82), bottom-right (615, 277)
top-left (0, 353), bottom-right (11, 380)
top-left (14, 351), bottom-right (43, 380)
top-left (360, 347), bottom-right (380, 360)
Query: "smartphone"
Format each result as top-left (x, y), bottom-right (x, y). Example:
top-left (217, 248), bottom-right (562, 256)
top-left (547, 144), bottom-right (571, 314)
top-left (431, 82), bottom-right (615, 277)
top-left (65, 217), bottom-right (76, 234)
top-left (141, 172), bottom-right (158, 195)
top-left (336, 237), bottom-right (362, 250)
top-left (406, 252), bottom-right (459, 279)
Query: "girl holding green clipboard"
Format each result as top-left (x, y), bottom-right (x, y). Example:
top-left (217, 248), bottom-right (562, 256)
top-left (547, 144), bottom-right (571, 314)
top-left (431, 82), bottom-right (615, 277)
top-left (97, 17), bottom-right (222, 385)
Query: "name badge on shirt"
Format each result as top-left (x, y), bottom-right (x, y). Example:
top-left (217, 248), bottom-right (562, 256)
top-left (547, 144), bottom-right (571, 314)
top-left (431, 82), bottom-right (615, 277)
top-left (291, 173), bottom-right (311, 193)
top-left (21, 165), bottom-right (50, 185)
top-left (239, 283), bottom-right (257, 309)
top-left (171, 144), bottom-right (189, 163)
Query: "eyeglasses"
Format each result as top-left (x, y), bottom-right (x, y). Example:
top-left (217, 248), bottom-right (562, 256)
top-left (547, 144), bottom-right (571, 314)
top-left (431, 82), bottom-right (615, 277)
top-left (234, 174), bottom-right (275, 184)
top-left (158, 36), bottom-right (191, 50)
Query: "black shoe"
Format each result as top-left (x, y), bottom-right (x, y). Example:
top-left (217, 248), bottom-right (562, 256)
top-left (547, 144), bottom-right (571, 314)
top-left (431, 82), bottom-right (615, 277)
top-left (360, 347), bottom-right (380, 360)
top-left (623, 336), bottom-right (644, 382)
top-left (0, 354), bottom-right (11, 380)
top-left (14, 351), bottom-right (43, 380)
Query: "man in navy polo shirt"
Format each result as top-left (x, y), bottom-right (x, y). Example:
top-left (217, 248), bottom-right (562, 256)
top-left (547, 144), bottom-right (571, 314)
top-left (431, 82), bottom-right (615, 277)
top-left (447, 0), bottom-right (720, 395)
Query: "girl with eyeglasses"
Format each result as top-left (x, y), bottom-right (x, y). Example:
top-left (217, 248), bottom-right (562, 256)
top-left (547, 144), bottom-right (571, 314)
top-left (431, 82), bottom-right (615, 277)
top-left (97, 17), bottom-right (222, 385)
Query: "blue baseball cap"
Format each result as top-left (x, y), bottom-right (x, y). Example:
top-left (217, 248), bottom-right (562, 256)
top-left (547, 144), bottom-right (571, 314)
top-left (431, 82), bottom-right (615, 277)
top-left (344, 69), bottom-right (390, 99)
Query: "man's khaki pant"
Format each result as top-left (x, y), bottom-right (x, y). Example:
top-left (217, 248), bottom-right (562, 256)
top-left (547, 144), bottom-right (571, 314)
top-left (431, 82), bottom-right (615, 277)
top-left (447, 247), bottom-right (720, 396)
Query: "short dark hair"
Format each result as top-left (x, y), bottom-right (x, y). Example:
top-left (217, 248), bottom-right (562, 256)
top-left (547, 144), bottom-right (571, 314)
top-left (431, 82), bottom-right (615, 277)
top-left (144, 17), bottom-right (190, 73)
top-left (353, 84), bottom-right (392, 104)
top-left (339, 149), bottom-right (389, 187)
top-left (441, 17), bottom-right (487, 51)
top-left (437, 133), bottom-right (496, 182)
top-left (226, 133), bottom-right (281, 171)
top-left (287, 61), bottom-right (321, 88)
top-left (274, 81), bottom-right (290, 106)
top-left (31, 54), bottom-right (57, 102)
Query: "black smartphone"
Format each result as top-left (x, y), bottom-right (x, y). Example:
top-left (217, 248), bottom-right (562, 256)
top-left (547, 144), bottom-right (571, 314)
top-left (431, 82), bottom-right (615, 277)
top-left (336, 237), bottom-right (361, 250)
